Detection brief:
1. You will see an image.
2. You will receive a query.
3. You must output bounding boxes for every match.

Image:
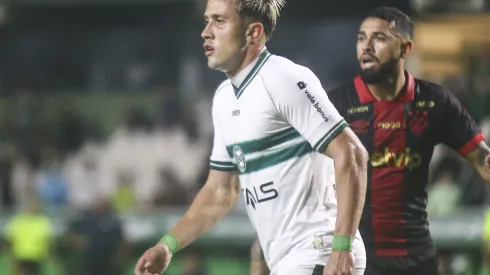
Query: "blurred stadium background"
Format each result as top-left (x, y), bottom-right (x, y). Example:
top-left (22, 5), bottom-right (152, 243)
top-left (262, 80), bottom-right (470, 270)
top-left (0, 0), bottom-right (489, 274)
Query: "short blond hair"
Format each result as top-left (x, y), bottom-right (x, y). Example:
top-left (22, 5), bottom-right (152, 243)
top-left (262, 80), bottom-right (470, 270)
top-left (236, 0), bottom-right (286, 39)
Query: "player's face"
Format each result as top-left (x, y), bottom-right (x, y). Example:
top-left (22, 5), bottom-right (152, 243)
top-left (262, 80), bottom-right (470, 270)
top-left (356, 18), bottom-right (403, 83)
top-left (202, 0), bottom-right (247, 72)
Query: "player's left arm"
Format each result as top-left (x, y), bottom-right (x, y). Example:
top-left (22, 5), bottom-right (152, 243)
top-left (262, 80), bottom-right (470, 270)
top-left (439, 90), bottom-right (490, 181)
top-left (249, 237), bottom-right (269, 275)
top-left (265, 66), bottom-right (368, 242)
top-left (465, 142), bottom-right (490, 181)
top-left (323, 126), bottom-right (368, 238)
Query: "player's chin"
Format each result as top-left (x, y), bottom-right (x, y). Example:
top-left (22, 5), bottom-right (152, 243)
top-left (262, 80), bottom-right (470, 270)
top-left (207, 58), bottom-right (220, 70)
top-left (359, 69), bottom-right (383, 84)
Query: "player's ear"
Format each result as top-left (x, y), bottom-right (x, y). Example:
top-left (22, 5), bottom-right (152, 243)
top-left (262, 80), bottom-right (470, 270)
top-left (246, 22), bottom-right (264, 43)
top-left (401, 40), bottom-right (414, 59)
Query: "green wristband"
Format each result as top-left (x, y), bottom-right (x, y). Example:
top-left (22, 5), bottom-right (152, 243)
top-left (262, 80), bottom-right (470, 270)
top-left (332, 235), bottom-right (354, 251)
top-left (159, 233), bottom-right (180, 256)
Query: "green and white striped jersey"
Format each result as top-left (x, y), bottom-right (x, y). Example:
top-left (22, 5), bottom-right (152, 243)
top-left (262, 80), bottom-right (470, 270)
top-left (209, 49), bottom-right (364, 272)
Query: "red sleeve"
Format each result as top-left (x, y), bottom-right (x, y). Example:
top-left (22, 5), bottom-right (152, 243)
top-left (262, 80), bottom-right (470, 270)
top-left (439, 90), bottom-right (485, 156)
top-left (457, 132), bottom-right (485, 156)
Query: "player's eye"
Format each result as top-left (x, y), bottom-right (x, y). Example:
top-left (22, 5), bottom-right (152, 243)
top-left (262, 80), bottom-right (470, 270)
top-left (216, 18), bottom-right (224, 24)
top-left (375, 36), bottom-right (386, 41)
top-left (357, 36), bottom-right (365, 42)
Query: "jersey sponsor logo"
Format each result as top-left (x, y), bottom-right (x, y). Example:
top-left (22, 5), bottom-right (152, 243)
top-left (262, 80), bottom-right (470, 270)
top-left (415, 101), bottom-right (435, 108)
top-left (350, 120), bottom-right (370, 133)
top-left (233, 145), bottom-right (246, 172)
top-left (370, 147), bottom-right (422, 170)
top-left (232, 110), bottom-right (240, 116)
top-left (243, 181), bottom-right (279, 210)
top-left (297, 81), bottom-right (329, 122)
top-left (312, 232), bottom-right (329, 249)
top-left (297, 81), bottom-right (307, 90)
top-left (348, 106), bottom-right (369, 114)
top-left (377, 121), bottom-right (402, 130)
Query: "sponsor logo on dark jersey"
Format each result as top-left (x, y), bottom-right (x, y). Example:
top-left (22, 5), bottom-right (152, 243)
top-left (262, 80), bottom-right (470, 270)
top-left (370, 147), bottom-right (422, 170)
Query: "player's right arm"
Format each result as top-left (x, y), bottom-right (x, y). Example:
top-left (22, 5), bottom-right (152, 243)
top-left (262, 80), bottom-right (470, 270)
top-left (166, 90), bottom-right (243, 249)
top-left (134, 170), bottom-right (240, 275)
top-left (167, 169), bottom-right (240, 248)
top-left (135, 91), bottom-right (241, 275)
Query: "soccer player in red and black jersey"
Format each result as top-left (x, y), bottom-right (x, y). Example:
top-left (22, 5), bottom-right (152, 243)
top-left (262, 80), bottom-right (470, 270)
top-left (325, 6), bottom-right (490, 275)
top-left (248, 6), bottom-right (490, 275)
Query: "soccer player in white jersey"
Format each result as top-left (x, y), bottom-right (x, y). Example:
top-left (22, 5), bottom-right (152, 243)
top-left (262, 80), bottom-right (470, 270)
top-left (134, 0), bottom-right (368, 274)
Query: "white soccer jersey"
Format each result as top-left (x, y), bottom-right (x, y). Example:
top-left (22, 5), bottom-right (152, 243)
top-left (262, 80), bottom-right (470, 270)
top-left (209, 49), bottom-right (365, 273)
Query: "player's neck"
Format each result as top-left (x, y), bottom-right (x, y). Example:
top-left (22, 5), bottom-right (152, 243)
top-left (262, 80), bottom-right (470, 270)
top-left (367, 70), bottom-right (406, 101)
top-left (225, 46), bottom-right (264, 78)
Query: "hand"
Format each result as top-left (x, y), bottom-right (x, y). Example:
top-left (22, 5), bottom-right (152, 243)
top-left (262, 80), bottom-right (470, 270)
top-left (323, 251), bottom-right (355, 275)
top-left (134, 243), bottom-right (172, 275)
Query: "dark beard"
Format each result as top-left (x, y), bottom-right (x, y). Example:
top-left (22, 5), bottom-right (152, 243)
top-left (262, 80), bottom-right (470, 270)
top-left (359, 58), bottom-right (399, 84)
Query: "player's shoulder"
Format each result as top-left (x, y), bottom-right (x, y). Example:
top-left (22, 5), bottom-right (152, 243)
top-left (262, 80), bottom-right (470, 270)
top-left (212, 79), bottom-right (233, 101)
top-left (214, 79), bottom-right (232, 96)
top-left (260, 54), bottom-right (320, 86)
top-left (416, 78), bottom-right (446, 94)
top-left (415, 77), bottom-right (456, 102)
top-left (211, 80), bottom-right (233, 111)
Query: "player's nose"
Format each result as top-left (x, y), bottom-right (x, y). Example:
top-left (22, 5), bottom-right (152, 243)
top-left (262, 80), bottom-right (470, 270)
top-left (362, 44), bottom-right (374, 54)
top-left (201, 23), bottom-right (213, 40)
top-left (362, 38), bottom-right (374, 52)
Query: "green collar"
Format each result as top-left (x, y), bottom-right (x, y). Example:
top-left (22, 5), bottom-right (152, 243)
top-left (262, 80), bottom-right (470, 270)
top-left (232, 50), bottom-right (272, 99)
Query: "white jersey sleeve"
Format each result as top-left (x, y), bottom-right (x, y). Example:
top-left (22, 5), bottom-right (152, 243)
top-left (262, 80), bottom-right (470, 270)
top-left (209, 87), bottom-right (236, 172)
top-left (265, 66), bottom-right (349, 153)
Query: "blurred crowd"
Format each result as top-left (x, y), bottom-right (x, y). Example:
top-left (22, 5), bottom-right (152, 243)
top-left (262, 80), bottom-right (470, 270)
top-left (0, 85), bottom-right (218, 274)
top-left (0, 88), bottom-right (213, 213)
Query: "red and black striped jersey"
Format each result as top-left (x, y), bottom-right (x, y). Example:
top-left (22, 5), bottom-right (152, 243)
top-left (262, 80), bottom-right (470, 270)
top-left (328, 71), bottom-right (484, 269)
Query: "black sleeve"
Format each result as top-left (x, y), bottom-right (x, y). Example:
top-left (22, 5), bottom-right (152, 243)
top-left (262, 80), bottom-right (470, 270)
top-left (439, 89), bottom-right (484, 155)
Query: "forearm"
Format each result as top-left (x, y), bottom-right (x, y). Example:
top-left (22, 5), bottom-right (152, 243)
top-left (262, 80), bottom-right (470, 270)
top-left (250, 238), bottom-right (269, 275)
top-left (334, 147), bottom-right (368, 237)
top-left (169, 183), bottom-right (239, 249)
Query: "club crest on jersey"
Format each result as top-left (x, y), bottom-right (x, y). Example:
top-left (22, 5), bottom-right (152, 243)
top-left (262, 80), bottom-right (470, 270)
top-left (233, 145), bottom-right (247, 172)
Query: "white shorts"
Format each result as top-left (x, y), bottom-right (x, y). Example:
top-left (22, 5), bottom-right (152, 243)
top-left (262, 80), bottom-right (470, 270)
top-left (271, 233), bottom-right (366, 275)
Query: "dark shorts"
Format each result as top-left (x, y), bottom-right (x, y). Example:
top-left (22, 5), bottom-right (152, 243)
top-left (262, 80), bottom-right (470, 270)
top-left (364, 255), bottom-right (439, 275)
